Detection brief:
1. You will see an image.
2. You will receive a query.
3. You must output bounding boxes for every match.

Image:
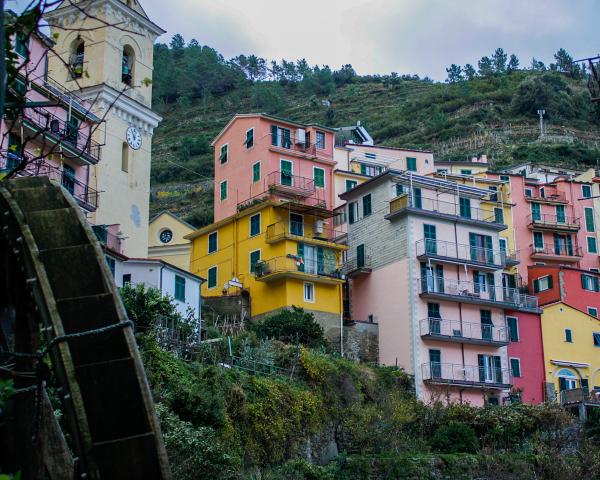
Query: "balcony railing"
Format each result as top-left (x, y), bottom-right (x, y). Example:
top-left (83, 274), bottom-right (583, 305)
top-left (92, 225), bottom-right (124, 254)
top-left (266, 220), bottom-right (344, 245)
top-left (530, 244), bottom-right (583, 260)
top-left (266, 170), bottom-right (316, 197)
top-left (525, 190), bottom-right (567, 203)
top-left (527, 214), bottom-right (580, 231)
top-left (560, 388), bottom-right (600, 406)
top-left (20, 107), bottom-right (101, 164)
top-left (417, 276), bottom-right (539, 311)
top-left (254, 256), bottom-right (344, 282)
top-left (342, 255), bottom-right (372, 276)
top-left (388, 193), bottom-right (504, 227)
top-left (419, 318), bottom-right (508, 345)
top-left (415, 238), bottom-right (507, 268)
top-left (2, 156), bottom-right (98, 211)
top-left (422, 362), bottom-right (511, 388)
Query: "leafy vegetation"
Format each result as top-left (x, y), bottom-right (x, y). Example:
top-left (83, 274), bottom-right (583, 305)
top-left (248, 306), bottom-right (327, 347)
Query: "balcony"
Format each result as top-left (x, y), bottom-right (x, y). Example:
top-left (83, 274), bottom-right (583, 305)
top-left (417, 276), bottom-right (540, 312)
top-left (254, 256), bottom-right (345, 285)
top-left (530, 244), bottom-right (583, 262)
top-left (1, 156), bottom-right (98, 211)
top-left (525, 190), bottom-right (568, 205)
top-left (265, 221), bottom-right (346, 249)
top-left (419, 318), bottom-right (508, 346)
top-left (269, 132), bottom-right (331, 161)
top-left (527, 214), bottom-right (580, 232)
top-left (92, 225), bottom-right (124, 254)
top-left (560, 388), bottom-right (600, 407)
top-left (386, 194), bottom-right (506, 231)
top-left (266, 170), bottom-right (316, 198)
top-left (342, 255), bottom-right (372, 277)
top-left (415, 239), bottom-right (508, 271)
top-left (422, 362), bottom-right (511, 389)
top-left (19, 107), bottom-right (101, 165)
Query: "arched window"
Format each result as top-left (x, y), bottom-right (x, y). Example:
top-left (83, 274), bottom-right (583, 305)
top-left (70, 39), bottom-right (85, 79)
top-left (558, 369), bottom-right (578, 391)
top-left (122, 46), bottom-right (135, 85)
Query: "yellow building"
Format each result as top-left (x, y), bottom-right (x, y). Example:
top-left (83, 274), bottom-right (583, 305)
top-left (45, 0), bottom-right (165, 257)
top-left (148, 211), bottom-right (195, 270)
top-left (186, 200), bottom-right (347, 342)
top-left (541, 302), bottom-right (600, 407)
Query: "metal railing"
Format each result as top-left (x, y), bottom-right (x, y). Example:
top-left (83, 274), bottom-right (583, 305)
top-left (419, 317), bottom-right (508, 343)
top-left (342, 255), bottom-right (372, 274)
top-left (417, 276), bottom-right (539, 310)
top-left (3, 156), bottom-right (98, 210)
top-left (560, 388), bottom-right (600, 406)
top-left (92, 225), bottom-right (123, 254)
top-left (266, 220), bottom-right (344, 244)
top-left (389, 193), bottom-right (503, 225)
top-left (527, 213), bottom-right (580, 229)
top-left (422, 362), bottom-right (511, 386)
top-left (270, 131), bottom-right (326, 157)
top-left (21, 106), bottom-right (101, 163)
top-left (415, 238), bottom-right (507, 267)
top-left (266, 170), bottom-right (316, 197)
top-left (254, 256), bottom-right (343, 280)
top-left (530, 244), bottom-right (583, 258)
top-left (525, 190), bottom-right (567, 203)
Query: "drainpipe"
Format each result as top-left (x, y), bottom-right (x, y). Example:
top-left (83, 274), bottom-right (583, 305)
top-left (159, 263), bottom-right (164, 292)
top-left (339, 283), bottom-right (344, 357)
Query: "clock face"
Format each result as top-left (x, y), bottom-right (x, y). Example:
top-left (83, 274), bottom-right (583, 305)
top-left (159, 229), bottom-right (173, 244)
top-left (126, 126), bottom-right (142, 150)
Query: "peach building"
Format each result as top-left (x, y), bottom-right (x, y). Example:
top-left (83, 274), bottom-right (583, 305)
top-left (341, 170), bottom-right (539, 406)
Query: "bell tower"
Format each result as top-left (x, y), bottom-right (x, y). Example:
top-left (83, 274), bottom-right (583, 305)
top-left (45, 0), bottom-right (165, 257)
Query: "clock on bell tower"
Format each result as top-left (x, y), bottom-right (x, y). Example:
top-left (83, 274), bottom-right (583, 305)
top-left (44, 0), bottom-right (165, 258)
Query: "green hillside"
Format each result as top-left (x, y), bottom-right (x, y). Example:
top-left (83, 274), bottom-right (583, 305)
top-left (150, 41), bottom-right (600, 228)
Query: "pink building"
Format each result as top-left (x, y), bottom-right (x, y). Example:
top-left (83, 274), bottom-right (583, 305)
top-left (341, 170), bottom-right (540, 406)
top-left (2, 28), bottom-right (102, 213)
top-left (497, 174), bottom-right (598, 286)
top-left (211, 114), bottom-right (337, 222)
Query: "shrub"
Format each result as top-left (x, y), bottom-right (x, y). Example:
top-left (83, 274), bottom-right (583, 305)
top-left (430, 421), bottom-right (479, 453)
top-left (250, 306), bottom-right (327, 347)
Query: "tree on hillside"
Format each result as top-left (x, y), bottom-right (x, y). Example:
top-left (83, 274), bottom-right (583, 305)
top-left (445, 64), bottom-right (463, 83)
top-left (511, 73), bottom-right (576, 119)
top-left (507, 54), bottom-right (520, 73)
top-left (463, 64), bottom-right (477, 80)
top-left (170, 34), bottom-right (186, 58)
top-left (333, 64), bottom-right (357, 86)
top-left (552, 48), bottom-right (582, 78)
top-left (530, 57), bottom-right (547, 71)
top-left (478, 56), bottom-right (495, 77)
top-left (492, 48), bottom-right (508, 73)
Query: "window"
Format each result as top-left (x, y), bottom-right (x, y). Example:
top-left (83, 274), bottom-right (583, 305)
top-left (271, 125), bottom-right (291, 148)
top-left (315, 131), bottom-right (325, 149)
top-left (207, 266), bottom-right (217, 289)
top-left (588, 236), bottom-right (598, 254)
top-left (249, 213), bottom-right (261, 237)
top-left (121, 142), bottom-right (129, 172)
top-left (303, 282), bottom-right (315, 302)
top-left (252, 161), bottom-right (260, 182)
top-left (313, 167), bottom-right (325, 188)
top-left (348, 201), bottom-right (359, 224)
top-left (588, 307), bottom-right (598, 318)
top-left (429, 349), bottom-right (441, 378)
top-left (424, 224), bottom-right (437, 254)
top-left (565, 329), bottom-right (573, 343)
top-left (395, 184), bottom-right (404, 196)
top-left (533, 231), bottom-right (544, 251)
top-left (531, 203), bottom-right (541, 221)
top-left (437, 169), bottom-right (448, 174)
top-left (500, 175), bottom-right (510, 182)
top-left (585, 207), bottom-right (595, 232)
top-left (208, 231), bottom-right (218, 253)
top-left (174, 275), bottom-right (186, 302)
top-left (105, 256), bottom-right (115, 278)
top-left (280, 159), bottom-right (293, 186)
top-left (581, 274), bottom-right (600, 292)
top-left (413, 188), bottom-right (422, 209)
top-left (533, 275), bottom-right (553, 293)
top-left (368, 314), bottom-right (374, 323)
top-left (594, 332), bottom-right (600, 347)
top-left (540, 187), bottom-right (546, 198)
top-left (489, 186), bottom-right (498, 202)
top-left (290, 213), bottom-right (304, 236)
top-left (62, 164), bottom-right (76, 195)
top-left (459, 197), bottom-right (471, 219)
top-left (220, 180), bottom-right (227, 200)
top-left (494, 207), bottom-right (504, 224)
top-left (15, 32), bottom-right (29, 58)
top-left (362, 194), bottom-right (372, 217)
top-left (346, 179), bottom-right (357, 191)
top-left (510, 358), bottom-right (521, 378)
top-left (122, 46), bottom-right (134, 85)
top-left (70, 40), bottom-right (84, 78)
top-left (219, 144), bottom-right (228, 164)
top-left (122, 274), bottom-right (131, 286)
top-left (360, 163), bottom-right (382, 177)
top-left (365, 152), bottom-right (377, 160)
top-left (407, 157), bottom-right (417, 172)
top-left (481, 310), bottom-right (493, 340)
top-left (499, 238), bottom-right (508, 258)
top-left (461, 169), bottom-right (472, 175)
top-left (556, 205), bottom-right (566, 224)
top-left (582, 184), bottom-right (592, 198)
top-left (558, 369), bottom-right (577, 391)
top-left (356, 244), bottom-right (365, 268)
top-left (249, 249), bottom-right (261, 273)
top-left (507, 316), bottom-right (519, 342)
top-left (245, 128), bottom-right (254, 149)
top-left (524, 188), bottom-right (532, 198)
top-left (478, 354), bottom-right (503, 383)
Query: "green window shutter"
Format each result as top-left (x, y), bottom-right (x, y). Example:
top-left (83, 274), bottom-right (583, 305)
top-left (588, 237), bottom-right (598, 254)
top-left (253, 162), bottom-right (260, 182)
top-left (585, 208), bottom-right (595, 232)
top-left (346, 179), bottom-right (357, 191)
top-left (493, 356), bottom-right (502, 383)
top-left (208, 232), bottom-right (217, 253)
top-left (357, 244), bottom-right (365, 268)
top-left (297, 242), bottom-right (305, 272)
top-left (547, 275), bottom-right (553, 289)
top-left (280, 160), bottom-right (292, 186)
top-left (413, 188), bottom-right (422, 208)
top-left (250, 215), bottom-right (260, 236)
top-left (533, 232), bottom-right (544, 249)
top-left (510, 359), bottom-right (521, 378)
top-left (314, 168), bottom-right (325, 188)
top-left (494, 208), bottom-right (504, 224)
top-left (283, 128), bottom-right (291, 148)
top-left (478, 355), bottom-right (485, 382)
top-left (271, 125), bottom-right (278, 145)
top-left (559, 377), bottom-right (567, 391)
top-left (360, 163), bottom-right (367, 175)
top-left (317, 246), bottom-right (324, 274)
top-left (175, 275), bottom-right (185, 302)
top-left (250, 250), bottom-right (261, 273)
top-left (459, 198), bottom-right (471, 219)
top-left (208, 267), bottom-right (217, 288)
top-left (220, 181), bottom-right (227, 200)
top-left (565, 329), bottom-right (572, 342)
top-left (407, 157), bottom-right (417, 171)
top-left (395, 184), bottom-right (404, 196)
top-left (349, 203), bottom-right (355, 224)
top-left (533, 279), bottom-right (540, 293)
top-left (220, 144), bottom-right (228, 163)
top-left (246, 129), bottom-right (254, 148)
top-left (582, 274), bottom-right (588, 290)
top-left (507, 317), bottom-right (519, 341)
top-left (362, 194), bottom-right (372, 217)
top-left (531, 203), bottom-right (541, 221)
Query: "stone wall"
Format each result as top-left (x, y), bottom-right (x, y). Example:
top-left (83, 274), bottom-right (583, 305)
top-left (343, 321), bottom-right (379, 363)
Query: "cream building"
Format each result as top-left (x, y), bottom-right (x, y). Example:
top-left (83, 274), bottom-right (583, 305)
top-left (45, 0), bottom-right (164, 257)
top-left (148, 211), bottom-right (195, 271)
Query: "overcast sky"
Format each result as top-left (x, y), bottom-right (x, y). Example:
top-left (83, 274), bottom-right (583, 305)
top-left (12, 0), bottom-right (598, 80)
